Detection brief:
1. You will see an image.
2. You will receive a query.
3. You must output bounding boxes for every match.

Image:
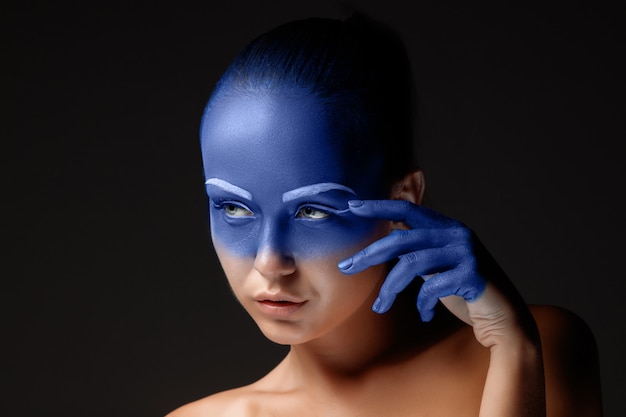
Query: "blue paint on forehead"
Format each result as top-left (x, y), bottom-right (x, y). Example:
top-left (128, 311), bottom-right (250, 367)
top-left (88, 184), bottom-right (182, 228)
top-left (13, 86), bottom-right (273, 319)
top-left (200, 92), bottom-right (384, 259)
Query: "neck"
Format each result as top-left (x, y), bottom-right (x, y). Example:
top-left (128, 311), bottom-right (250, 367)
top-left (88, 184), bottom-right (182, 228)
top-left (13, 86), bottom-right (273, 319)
top-left (291, 308), bottom-right (394, 374)
top-left (282, 289), bottom-right (436, 391)
top-left (266, 280), bottom-right (463, 396)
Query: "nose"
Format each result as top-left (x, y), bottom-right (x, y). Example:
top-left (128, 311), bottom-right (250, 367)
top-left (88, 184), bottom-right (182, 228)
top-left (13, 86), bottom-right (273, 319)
top-left (253, 220), bottom-right (296, 279)
top-left (253, 247), bottom-right (296, 279)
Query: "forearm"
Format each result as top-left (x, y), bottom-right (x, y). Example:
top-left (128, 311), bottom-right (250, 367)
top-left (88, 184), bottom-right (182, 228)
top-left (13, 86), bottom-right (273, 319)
top-left (480, 333), bottom-right (546, 417)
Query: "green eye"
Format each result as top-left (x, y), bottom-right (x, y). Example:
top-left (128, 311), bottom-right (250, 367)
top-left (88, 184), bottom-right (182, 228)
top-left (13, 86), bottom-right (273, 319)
top-left (224, 204), bottom-right (253, 217)
top-left (297, 206), bottom-right (330, 219)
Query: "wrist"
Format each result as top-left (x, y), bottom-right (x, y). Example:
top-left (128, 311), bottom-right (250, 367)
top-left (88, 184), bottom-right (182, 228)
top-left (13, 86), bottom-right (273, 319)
top-left (468, 283), bottom-right (541, 349)
top-left (481, 319), bottom-right (546, 417)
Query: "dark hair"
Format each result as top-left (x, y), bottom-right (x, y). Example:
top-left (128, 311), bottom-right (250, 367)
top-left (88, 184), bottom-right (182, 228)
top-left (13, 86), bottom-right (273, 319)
top-left (204, 14), bottom-right (417, 190)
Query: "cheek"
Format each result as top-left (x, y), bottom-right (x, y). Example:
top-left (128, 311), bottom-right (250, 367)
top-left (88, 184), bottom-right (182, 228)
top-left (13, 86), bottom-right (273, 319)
top-left (213, 244), bottom-right (253, 294)
top-left (295, 216), bottom-right (390, 261)
top-left (298, 256), bottom-right (388, 320)
top-left (289, 226), bottom-right (370, 258)
top-left (298, 222), bottom-right (391, 297)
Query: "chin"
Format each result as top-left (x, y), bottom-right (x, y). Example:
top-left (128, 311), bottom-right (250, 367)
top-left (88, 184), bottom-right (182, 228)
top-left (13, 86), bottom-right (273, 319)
top-left (253, 318), bottom-right (317, 346)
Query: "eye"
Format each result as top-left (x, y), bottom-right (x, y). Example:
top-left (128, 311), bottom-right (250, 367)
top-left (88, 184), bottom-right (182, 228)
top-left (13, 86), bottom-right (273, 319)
top-left (296, 206), bottom-right (330, 220)
top-left (223, 203), bottom-right (254, 217)
top-left (211, 199), bottom-right (254, 218)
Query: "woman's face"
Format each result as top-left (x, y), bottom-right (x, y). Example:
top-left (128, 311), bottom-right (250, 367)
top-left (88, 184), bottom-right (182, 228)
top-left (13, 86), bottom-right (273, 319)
top-left (200, 91), bottom-right (390, 345)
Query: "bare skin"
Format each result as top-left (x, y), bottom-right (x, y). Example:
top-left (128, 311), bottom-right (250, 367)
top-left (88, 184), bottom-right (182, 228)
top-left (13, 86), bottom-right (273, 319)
top-left (167, 171), bottom-right (602, 416)
top-left (166, 297), bottom-right (601, 417)
top-left (172, 15), bottom-right (604, 414)
top-left (170, 90), bottom-right (603, 414)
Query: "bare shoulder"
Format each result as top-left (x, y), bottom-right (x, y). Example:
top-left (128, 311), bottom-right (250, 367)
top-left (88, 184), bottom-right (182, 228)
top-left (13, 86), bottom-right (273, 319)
top-left (530, 305), bottom-right (603, 416)
top-left (165, 386), bottom-right (259, 417)
top-left (531, 304), bottom-right (600, 376)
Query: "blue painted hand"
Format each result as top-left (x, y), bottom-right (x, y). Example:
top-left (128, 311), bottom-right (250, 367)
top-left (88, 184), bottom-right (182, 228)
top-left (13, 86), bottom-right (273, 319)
top-left (338, 199), bottom-right (489, 322)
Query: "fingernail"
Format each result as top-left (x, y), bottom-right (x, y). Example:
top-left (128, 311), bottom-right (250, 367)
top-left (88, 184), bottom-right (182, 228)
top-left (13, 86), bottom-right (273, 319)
top-left (348, 200), bottom-right (364, 208)
top-left (372, 297), bottom-right (382, 313)
top-left (338, 258), bottom-right (353, 270)
top-left (420, 310), bottom-right (434, 322)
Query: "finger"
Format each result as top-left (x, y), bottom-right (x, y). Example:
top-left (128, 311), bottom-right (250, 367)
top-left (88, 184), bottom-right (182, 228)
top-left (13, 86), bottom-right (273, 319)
top-left (371, 261), bottom-right (415, 314)
top-left (417, 266), bottom-right (487, 322)
top-left (340, 227), bottom-right (472, 274)
top-left (348, 199), bottom-right (458, 230)
top-left (372, 247), bottom-right (465, 314)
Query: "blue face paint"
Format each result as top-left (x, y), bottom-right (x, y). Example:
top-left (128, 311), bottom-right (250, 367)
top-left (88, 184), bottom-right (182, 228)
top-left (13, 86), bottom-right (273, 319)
top-left (200, 91), bottom-right (385, 259)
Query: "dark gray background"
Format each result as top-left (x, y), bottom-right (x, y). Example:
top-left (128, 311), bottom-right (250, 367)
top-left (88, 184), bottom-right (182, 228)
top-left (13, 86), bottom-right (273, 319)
top-left (4, 1), bottom-right (624, 415)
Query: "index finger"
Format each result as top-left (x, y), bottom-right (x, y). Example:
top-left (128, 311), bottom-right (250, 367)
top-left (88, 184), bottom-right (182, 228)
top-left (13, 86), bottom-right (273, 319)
top-left (347, 199), bottom-right (456, 229)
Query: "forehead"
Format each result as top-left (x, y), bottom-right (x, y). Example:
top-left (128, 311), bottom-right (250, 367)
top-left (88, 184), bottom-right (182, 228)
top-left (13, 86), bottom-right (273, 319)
top-left (200, 92), bottom-right (353, 194)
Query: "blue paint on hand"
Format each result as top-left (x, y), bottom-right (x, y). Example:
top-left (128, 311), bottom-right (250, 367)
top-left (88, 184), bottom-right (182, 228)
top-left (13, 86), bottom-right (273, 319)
top-left (340, 200), bottom-right (488, 321)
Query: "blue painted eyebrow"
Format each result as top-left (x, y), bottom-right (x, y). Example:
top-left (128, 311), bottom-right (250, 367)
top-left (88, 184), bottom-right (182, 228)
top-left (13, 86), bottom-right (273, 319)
top-left (282, 183), bottom-right (357, 203)
top-left (205, 178), bottom-right (253, 200)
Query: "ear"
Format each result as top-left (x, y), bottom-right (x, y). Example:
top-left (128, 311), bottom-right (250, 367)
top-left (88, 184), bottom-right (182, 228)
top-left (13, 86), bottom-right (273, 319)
top-left (390, 169), bottom-right (425, 205)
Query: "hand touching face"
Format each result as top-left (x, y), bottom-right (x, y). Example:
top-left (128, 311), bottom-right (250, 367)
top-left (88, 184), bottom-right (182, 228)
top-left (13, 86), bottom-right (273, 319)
top-left (338, 200), bottom-right (486, 320)
top-left (338, 198), bottom-right (538, 349)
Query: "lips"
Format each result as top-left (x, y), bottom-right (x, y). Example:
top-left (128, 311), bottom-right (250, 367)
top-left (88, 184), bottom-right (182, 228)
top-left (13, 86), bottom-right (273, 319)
top-left (254, 293), bottom-right (307, 317)
top-left (254, 292), bottom-right (305, 304)
top-left (260, 300), bottom-right (300, 307)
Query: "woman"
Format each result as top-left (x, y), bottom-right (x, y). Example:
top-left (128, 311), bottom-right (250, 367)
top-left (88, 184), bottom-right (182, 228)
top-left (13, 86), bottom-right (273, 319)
top-left (168, 15), bottom-right (602, 416)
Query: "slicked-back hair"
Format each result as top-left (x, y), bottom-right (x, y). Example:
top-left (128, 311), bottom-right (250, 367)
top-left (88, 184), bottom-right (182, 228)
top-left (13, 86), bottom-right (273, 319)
top-left (204, 14), bottom-right (417, 190)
